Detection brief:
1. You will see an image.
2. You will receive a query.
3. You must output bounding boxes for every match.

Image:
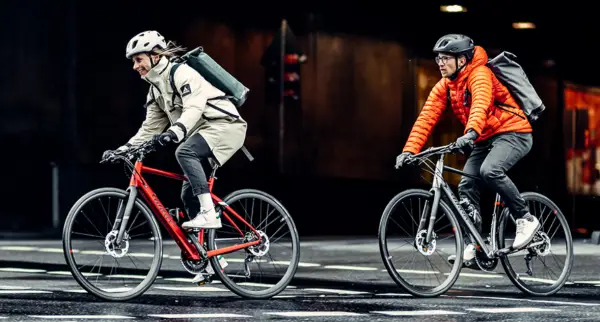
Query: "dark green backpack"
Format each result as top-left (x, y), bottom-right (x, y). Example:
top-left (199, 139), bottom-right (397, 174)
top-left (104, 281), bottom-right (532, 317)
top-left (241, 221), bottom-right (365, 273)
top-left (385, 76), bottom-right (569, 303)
top-left (169, 47), bottom-right (250, 108)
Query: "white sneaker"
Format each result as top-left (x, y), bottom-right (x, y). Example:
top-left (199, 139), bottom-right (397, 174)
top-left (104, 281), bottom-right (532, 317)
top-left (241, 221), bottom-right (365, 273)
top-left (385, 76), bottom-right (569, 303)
top-left (512, 213), bottom-right (540, 249)
top-left (448, 243), bottom-right (477, 265)
top-left (182, 208), bottom-right (222, 229)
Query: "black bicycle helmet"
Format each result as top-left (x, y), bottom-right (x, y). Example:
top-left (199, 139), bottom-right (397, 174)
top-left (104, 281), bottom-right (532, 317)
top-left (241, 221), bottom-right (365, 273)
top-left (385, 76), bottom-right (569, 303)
top-left (433, 34), bottom-right (475, 60)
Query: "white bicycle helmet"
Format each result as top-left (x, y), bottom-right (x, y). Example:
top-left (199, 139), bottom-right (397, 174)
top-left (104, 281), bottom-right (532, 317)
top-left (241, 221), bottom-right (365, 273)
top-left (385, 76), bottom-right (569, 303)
top-left (125, 30), bottom-right (167, 59)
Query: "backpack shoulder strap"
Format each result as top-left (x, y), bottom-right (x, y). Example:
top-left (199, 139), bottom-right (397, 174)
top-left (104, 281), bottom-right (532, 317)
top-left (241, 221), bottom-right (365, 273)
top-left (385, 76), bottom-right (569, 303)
top-left (169, 63), bottom-right (182, 96)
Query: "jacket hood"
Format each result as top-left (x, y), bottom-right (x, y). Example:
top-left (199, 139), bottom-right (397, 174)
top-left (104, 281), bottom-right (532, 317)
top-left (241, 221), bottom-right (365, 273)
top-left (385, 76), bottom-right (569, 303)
top-left (456, 46), bottom-right (488, 80)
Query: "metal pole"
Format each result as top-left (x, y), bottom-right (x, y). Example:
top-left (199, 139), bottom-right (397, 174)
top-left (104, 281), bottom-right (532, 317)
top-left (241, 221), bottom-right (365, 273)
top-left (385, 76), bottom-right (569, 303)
top-left (51, 162), bottom-right (59, 229)
top-left (278, 19), bottom-right (287, 174)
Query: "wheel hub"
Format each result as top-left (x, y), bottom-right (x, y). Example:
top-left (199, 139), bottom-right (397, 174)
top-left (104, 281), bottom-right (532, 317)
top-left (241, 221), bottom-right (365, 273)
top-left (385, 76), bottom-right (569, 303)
top-left (104, 230), bottom-right (129, 258)
top-left (247, 230), bottom-right (270, 257)
top-left (533, 231), bottom-right (551, 256)
top-left (415, 229), bottom-right (436, 256)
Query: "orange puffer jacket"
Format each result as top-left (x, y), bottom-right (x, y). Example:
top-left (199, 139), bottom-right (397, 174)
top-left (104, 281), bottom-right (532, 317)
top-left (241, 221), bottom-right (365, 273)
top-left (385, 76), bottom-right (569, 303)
top-left (402, 45), bottom-right (532, 155)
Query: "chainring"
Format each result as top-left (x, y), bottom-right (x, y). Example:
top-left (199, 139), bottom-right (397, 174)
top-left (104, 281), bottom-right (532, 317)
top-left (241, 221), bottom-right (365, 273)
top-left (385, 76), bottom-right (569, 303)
top-left (180, 252), bottom-right (209, 275)
top-left (475, 249), bottom-right (498, 272)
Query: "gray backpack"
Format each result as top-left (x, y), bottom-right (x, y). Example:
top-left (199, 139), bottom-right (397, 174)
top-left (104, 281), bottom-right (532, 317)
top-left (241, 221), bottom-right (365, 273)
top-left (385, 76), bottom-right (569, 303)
top-left (486, 51), bottom-right (545, 123)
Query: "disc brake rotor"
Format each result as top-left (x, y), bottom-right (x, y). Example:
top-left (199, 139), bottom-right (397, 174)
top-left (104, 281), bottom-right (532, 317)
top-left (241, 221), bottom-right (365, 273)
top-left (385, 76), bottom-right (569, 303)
top-left (104, 230), bottom-right (129, 258)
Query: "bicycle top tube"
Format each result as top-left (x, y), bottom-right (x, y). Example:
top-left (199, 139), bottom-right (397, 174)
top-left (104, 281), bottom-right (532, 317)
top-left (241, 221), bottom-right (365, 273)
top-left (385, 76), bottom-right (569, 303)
top-left (412, 142), bottom-right (457, 159)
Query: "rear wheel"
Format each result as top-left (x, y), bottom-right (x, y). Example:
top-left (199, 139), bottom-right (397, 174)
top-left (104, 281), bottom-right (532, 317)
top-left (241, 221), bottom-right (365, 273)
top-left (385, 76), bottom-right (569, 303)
top-left (207, 189), bottom-right (300, 299)
top-left (498, 192), bottom-right (573, 296)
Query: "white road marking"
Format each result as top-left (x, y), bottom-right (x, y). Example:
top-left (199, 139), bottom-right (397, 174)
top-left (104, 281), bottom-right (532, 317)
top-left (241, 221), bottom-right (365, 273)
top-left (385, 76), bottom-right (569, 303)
top-left (148, 313), bottom-right (252, 318)
top-left (0, 285), bottom-right (31, 290)
top-left (237, 282), bottom-right (296, 289)
top-left (323, 265), bottom-right (378, 271)
top-left (38, 248), bottom-right (65, 253)
top-left (79, 250), bottom-right (107, 255)
top-left (457, 295), bottom-right (600, 307)
top-left (375, 293), bottom-right (412, 297)
top-left (47, 271), bottom-right (102, 277)
top-left (395, 269), bottom-right (439, 274)
top-left (29, 315), bottom-right (134, 319)
top-left (153, 286), bottom-right (227, 292)
top-left (303, 288), bottom-right (370, 295)
top-left (0, 246), bottom-right (37, 251)
top-left (372, 310), bottom-right (466, 316)
top-left (109, 274), bottom-right (157, 279)
top-left (151, 313), bottom-right (251, 318)
top-left (62, 289), bottom-right (88, 293)
top-left (264, 311), bottom-right (364, 317)
top-left (126, 252), bottom-right (155, 258)
top-left (0, 290), bottom-right (52, 294)
top-left (574, 280), bottom-right (600, 284)
top-left (269, 261), bottom-right (321, 267)
top-left (0, 267), bottom-right (46, 273)
top-left (467, 307), bottom-right (560, 313)
top-left (100, 287), bottom-right (132, 292)
top-left (163, 277), bottom-right (221, 284)
top-left (448, 272), bottom-right (503, 278)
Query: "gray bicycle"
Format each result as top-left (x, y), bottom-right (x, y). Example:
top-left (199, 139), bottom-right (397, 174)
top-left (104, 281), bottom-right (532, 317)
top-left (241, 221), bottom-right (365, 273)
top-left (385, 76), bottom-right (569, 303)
top-left (379, 142), bottom-right (573, 297)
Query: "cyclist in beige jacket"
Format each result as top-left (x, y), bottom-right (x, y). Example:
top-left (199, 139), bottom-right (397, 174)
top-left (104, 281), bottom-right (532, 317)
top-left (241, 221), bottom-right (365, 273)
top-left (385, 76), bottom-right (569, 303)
top-left (103, 30), bottom-right (247, 230)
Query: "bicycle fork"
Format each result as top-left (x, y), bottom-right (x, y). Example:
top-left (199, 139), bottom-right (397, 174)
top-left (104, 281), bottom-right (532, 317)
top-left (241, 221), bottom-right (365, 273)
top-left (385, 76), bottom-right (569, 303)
top-left (112, 187), bottom-right (138, 246)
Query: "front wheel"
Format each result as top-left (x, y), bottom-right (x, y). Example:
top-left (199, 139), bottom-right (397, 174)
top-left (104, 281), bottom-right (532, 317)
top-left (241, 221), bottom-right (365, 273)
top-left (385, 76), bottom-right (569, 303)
top-left (498, 192), bottom-right (574, 296)
top-left (62, 187), bottom-right (163, 301)
top-left (378, 188), bottom-right (464, 297)
top-left (207, 189), bottom-right (300, 299)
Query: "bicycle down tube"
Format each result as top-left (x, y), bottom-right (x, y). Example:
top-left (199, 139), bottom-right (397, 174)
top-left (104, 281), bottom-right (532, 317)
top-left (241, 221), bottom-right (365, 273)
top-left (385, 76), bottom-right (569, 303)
top-left (426, 151), bottom-right (495, 258)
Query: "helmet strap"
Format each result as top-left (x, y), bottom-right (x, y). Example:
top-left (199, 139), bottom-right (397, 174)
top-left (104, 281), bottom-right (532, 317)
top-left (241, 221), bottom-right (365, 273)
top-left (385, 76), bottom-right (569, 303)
top-left (448, 56), bottom-right (467, 80)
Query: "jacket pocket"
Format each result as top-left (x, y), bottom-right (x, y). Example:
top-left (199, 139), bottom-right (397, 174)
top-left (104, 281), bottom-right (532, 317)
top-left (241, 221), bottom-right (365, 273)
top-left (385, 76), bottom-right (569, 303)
top-left (496, 103), bottom-right (525, 120)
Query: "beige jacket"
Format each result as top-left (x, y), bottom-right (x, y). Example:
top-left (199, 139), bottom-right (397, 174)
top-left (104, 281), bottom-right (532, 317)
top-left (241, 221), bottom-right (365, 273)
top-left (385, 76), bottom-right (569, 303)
top-left (125, 56), bottom-right (247, 165)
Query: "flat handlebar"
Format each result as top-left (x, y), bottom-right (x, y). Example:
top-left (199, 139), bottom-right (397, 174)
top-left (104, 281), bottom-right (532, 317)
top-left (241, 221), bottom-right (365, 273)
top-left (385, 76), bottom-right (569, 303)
top-left (411, 142), bottom-right (457, 159)
top-left (100, 140), bottom-right (156, 165)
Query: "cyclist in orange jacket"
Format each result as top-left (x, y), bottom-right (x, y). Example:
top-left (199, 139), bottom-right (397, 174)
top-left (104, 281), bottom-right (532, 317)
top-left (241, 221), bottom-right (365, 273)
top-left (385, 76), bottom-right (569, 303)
top-left (395, 34), bottom-right (540, 269)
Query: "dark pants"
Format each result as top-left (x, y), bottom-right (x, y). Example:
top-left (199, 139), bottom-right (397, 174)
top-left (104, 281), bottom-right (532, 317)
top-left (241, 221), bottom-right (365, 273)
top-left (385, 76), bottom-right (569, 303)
top-left (175, 134), bottom-right (214, 217)
top-left (458, 132), bottom-right (533, 219)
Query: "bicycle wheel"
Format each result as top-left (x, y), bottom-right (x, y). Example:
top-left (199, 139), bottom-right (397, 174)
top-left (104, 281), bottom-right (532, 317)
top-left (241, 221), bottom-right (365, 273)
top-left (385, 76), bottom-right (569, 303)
top-left (62, 187), bottom-right (163, 301)
top-left (498, 191), bottom-right (573, 296)
top-left (206, 189), bottom-right (300, 299)
top-left (378, 188), bottom-right (464, 297)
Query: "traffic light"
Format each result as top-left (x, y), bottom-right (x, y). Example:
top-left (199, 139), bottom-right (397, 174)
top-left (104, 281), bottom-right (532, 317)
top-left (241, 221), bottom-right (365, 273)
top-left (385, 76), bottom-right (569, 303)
top-left (261, 21), bottom-right (307, 105)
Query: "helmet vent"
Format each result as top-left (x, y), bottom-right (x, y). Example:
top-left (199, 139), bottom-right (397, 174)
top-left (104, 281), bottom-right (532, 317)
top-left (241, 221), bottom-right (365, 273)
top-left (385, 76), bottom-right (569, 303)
top-left (131, 40), bottom-right (138, 49)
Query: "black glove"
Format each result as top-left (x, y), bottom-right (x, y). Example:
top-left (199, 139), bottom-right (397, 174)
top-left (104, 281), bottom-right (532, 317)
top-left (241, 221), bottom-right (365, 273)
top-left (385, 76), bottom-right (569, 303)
top-left (152, 130), bottom-right (177, 146)
top-left (101, 145), bottom-right (129, 162)
top-left (395, 152), bottom-right (414, 169)
top-left (454, 129), bottom-right (478, 153)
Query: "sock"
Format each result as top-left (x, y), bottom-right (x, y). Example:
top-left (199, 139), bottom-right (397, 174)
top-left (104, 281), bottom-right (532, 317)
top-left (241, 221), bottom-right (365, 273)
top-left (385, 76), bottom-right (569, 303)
top-left (198, 193), bottom-right (214, 212)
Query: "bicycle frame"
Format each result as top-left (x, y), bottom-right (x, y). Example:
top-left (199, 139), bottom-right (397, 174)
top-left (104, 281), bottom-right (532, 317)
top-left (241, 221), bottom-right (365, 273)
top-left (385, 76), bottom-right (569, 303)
top-left (111, 159), bottom-right (262, 262)
top-left (421, 151), bottom-right (505, 259)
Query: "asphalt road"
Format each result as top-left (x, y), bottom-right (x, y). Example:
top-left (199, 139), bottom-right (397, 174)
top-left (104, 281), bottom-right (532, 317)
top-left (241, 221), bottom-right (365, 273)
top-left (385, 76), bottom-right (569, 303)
top-left (0, 237), bottom-right (600, 321)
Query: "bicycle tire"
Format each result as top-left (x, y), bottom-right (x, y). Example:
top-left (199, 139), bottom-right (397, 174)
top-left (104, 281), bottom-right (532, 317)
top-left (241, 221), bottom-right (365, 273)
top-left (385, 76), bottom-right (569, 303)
top-left (378, 188), bottom-right (464, 297)
top-left (206, 188), bottom-right (300, 299)
top-left (497, 191), bottom-right (574, 296)
top-left (62, 187), bottom-right (163, 301)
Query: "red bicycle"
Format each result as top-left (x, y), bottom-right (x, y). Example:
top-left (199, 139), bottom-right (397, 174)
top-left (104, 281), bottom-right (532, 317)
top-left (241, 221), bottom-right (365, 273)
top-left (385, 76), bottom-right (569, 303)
top-left (62, 140), bottom-right (300, 301)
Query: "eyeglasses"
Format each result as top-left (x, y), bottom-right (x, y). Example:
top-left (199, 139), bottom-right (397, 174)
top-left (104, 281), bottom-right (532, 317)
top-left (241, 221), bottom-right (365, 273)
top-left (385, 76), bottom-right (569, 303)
top-left (435, 56), bottom-right (454, 64)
